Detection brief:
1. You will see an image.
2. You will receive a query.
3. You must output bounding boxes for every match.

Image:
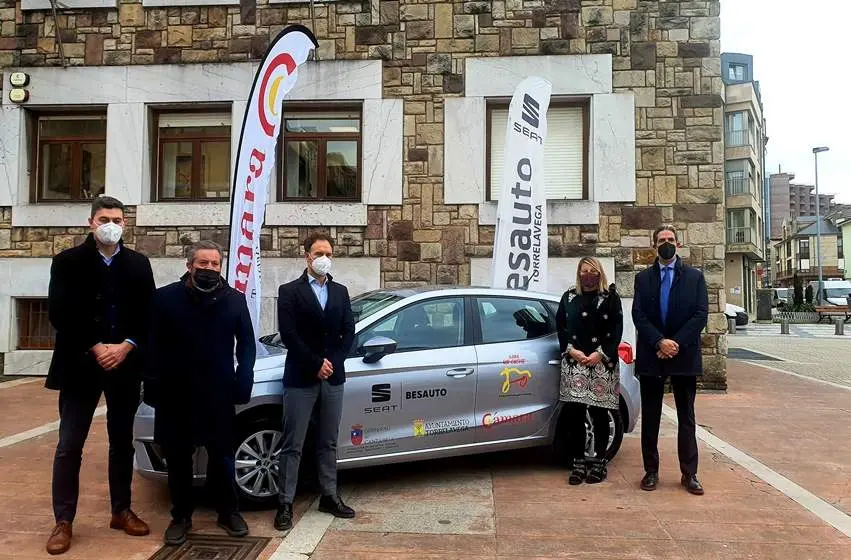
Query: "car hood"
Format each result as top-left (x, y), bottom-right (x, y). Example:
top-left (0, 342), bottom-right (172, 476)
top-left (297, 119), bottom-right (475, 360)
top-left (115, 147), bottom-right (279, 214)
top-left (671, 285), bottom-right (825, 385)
top-left (725, 303), bottom-right (745, 314)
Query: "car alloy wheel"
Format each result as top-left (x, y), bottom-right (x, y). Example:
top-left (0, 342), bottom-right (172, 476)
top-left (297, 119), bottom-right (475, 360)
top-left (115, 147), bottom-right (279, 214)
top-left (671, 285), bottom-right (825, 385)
top-left (235, 429), bottom-right (284, 498)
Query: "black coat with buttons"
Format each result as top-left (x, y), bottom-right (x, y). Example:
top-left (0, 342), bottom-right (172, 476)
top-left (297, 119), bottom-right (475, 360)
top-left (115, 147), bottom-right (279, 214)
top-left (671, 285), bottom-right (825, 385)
top-left (556, 286), bottom-right (623, 366)
top-left (46, 234), bottom-right (155, 391)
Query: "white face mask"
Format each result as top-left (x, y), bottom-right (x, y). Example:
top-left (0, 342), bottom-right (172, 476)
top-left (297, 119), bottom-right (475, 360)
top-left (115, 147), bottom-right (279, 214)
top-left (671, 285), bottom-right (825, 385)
top-left (94, 222), bottom-right (123, 246)
top-left (311, 255), bottom-right (333, 276)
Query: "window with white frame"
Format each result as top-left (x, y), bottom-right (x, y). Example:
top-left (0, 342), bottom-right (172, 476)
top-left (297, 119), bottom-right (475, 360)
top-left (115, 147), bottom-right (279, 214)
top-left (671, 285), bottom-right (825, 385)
top-left (487, 102), bottom-right (587, 201)
top-left (153, 110), bottom-right (232, 202)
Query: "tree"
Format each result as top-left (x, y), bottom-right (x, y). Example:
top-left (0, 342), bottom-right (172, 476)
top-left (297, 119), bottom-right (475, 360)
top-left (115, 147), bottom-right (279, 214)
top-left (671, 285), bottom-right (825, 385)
top-left (793, 274), bottom-right (804, 308)
top-left (805, 284), bottom-right (814, 305)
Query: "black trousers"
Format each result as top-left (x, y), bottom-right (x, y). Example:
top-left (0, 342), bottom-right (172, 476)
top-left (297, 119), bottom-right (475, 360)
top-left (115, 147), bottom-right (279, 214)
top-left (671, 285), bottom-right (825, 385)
top-left (564, 402), bottom-right (610, 462)
top-left (164, 438), bottom-right (238, 521)
top-left (52, 375), bottom-right (140, 523)
top-left (639, 375), bottom-right (698, 476)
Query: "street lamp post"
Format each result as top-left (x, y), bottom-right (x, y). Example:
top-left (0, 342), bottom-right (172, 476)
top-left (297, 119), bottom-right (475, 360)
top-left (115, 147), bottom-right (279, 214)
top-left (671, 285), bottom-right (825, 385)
top-left (813, 146), bottom-right (829, 304)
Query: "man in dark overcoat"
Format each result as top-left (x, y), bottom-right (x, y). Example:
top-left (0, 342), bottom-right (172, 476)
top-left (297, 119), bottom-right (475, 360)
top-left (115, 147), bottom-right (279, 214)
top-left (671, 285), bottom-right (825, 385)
top-left (632, 225), bottom-right (709, 496)
top-left (145, 240), bottom-right (255, 545)
top-left (46, 196), bottom-right (155, 556)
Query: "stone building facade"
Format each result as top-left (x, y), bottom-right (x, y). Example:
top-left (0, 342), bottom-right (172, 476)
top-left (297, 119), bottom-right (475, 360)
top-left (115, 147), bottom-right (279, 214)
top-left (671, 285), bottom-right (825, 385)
top-left (0, 0), bottom-right (727, 389)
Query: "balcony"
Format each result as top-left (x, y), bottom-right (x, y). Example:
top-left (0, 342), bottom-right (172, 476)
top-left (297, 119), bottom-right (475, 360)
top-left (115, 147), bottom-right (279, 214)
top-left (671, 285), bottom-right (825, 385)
top-left (727, 227), bottom-right (752, 245)
top-left (726, 129), bottom-right (749, 147)
top-left (725, 176), bottom-right (750, 196)
top-left (726, 227), bottom-right (762, 259)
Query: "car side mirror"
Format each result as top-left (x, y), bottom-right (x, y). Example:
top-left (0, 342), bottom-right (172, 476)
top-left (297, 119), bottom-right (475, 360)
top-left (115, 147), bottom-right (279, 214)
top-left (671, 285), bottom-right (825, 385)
top-left (362, 336), bottom-right (398, 364)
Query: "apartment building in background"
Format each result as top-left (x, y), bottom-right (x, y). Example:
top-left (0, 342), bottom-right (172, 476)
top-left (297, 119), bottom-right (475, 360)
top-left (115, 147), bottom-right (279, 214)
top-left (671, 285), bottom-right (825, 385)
top-left (0, 0), bottom-right (729, 389)
top-left (769, 171), bottom-right (838, 240)
top-left (773, 216), bottom-right (844, 287)
top-left (721, 52), bottom-right (766, 313)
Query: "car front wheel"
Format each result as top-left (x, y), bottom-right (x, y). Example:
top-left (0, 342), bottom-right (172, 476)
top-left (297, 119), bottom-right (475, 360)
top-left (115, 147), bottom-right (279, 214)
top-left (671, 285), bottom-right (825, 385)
top-left (233, 420), bottom-right (284, 509)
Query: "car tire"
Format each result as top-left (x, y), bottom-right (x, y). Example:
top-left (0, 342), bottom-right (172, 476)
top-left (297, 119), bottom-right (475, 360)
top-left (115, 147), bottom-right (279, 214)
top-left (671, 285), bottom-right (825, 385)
top-left (232, 415), bottom-right (319, 510)
top-left (553, 403), bottom-right (625, 465)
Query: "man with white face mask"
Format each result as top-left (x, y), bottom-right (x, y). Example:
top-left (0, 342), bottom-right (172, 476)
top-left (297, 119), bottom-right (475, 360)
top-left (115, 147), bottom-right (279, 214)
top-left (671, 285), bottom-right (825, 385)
top-left (45, 196), bottom-right (155, 555)
top-left (274, 233), bottom-right (356, 533)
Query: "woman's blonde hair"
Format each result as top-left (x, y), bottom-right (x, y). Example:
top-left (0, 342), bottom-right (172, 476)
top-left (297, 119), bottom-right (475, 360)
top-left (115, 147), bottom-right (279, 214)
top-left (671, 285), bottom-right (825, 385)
top-left (575, 256), bottom-right (608, 292)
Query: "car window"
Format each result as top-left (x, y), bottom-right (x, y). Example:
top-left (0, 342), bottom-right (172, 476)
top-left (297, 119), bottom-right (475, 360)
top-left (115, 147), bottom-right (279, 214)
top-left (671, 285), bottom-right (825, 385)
top-left (356, 297), bottom-right (465, 354)
top-left (477, 297), bottom-right (553, 344)
top-left (350, 290), bottom-right (405, 323)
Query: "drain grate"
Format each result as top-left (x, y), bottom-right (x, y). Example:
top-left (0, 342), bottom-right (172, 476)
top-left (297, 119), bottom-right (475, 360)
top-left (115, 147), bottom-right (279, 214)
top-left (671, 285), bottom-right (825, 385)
top-left (147, 534), bottom-right (270, 560)
top-left (728, 348), bottom-right (781, 361)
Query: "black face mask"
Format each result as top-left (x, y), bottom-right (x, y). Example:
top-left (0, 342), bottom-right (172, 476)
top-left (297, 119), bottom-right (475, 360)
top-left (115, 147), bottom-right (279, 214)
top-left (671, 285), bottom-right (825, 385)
top-left (192, 268), bottom-right (221, 292)
top-left (657, 242), bottom-right (677, 261)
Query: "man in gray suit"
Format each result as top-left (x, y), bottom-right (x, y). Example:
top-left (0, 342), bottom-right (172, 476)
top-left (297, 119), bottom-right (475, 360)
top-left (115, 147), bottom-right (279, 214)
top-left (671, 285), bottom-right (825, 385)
top-left (274, 233), bottom-right (356, 532)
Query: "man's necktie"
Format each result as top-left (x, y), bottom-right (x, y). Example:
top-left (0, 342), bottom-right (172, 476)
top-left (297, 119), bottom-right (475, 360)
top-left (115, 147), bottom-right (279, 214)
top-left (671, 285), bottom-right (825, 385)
top-left (660, 267), bottom-right (672, 325)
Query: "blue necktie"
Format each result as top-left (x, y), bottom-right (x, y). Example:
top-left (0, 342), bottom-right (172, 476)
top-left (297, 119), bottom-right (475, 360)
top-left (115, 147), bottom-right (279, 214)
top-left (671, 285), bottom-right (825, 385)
top-left (660, 267), bottom-right (672, 325)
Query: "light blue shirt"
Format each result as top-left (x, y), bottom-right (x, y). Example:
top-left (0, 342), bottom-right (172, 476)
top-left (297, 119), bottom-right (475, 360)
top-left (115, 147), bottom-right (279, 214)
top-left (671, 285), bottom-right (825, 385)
top-left (309, 275), bottom-right (328, 311)
top-left (659, 258), bottom-right (676, 281)
top-left (100, 244), bottom-right (120, 266)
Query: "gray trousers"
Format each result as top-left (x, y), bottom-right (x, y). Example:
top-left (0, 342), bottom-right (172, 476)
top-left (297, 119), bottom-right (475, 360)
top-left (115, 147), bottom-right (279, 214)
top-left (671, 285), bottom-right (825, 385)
top-left (278, 381), bottom-right (344, 505)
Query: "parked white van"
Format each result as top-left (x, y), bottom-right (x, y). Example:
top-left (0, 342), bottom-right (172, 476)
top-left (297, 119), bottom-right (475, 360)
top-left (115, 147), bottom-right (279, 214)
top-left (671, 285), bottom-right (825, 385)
top-left (808, 280), bottom-right (851, 306)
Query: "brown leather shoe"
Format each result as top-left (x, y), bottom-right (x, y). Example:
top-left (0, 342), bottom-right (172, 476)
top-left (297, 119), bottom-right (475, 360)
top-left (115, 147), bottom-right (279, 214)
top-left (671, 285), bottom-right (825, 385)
top-left (46, 521), bottom-right (72, 555)
top-left (110, 509), bottom-right (151, 536)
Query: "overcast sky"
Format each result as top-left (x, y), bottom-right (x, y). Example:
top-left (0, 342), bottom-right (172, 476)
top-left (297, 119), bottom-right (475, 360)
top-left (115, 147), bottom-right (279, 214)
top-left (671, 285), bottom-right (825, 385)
top-left (721, 0), bottom-right (849, 203)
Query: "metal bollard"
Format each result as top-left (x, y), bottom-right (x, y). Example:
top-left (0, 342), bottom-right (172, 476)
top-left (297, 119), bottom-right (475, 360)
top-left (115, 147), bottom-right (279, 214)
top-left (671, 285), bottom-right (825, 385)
top-left (780, 318), bottom-right (790, 335)
top-left (727, 317), bottom-right (736, 334)
top-left (835, 317), bottom-right (845, 336)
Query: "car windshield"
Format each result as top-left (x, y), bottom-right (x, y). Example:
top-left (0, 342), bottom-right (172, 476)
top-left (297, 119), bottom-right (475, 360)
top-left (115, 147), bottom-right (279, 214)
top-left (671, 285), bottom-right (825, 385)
top-left (351, 290), bottom-right (405, 323)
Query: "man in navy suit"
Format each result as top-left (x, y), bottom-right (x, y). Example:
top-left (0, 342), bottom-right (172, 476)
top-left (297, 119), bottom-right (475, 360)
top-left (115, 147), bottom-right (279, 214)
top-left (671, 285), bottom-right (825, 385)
top-left (274, 233), bottom-right (356, 532)
top-left (632, 225), bottom-right (708, 495)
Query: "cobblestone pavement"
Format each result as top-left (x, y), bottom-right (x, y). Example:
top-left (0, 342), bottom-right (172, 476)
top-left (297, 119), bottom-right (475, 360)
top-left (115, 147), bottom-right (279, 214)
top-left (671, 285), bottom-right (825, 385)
top-left (729, 325), bottom-right (851, 387)
top-left (0, 366), bottom-right (848, 560)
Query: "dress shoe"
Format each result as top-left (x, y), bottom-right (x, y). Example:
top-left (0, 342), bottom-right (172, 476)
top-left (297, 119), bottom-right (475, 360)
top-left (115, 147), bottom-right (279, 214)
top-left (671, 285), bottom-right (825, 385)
top-left (46, 521), bottom-right (72, 555)
top-left (640, 472), bottom-right (659, 491)
top-left (585, 458), bottom-right (608, 484)
top-left (217, 512), bottom-right (249, 538)
top-left (681, 474), bottom-right (705, 495)
top-left (164, 518), bottom-right (192, 546)
top-left (568, 459), bottom-right (586, 486)
top-left (110, 509), bottom-right (150, 536)
top-left (318, 495), bottom-right (355, 518)
top-left (274, 503), bottom-right (293, 532)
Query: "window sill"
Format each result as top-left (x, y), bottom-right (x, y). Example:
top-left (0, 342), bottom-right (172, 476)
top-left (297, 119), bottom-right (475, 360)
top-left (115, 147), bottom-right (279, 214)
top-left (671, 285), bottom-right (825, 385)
top-left (135, 202), bottom-right (231, 227)
top-left (266, 202), bottom-right (367, 226)
top-left (22, 0), bottom-right (116, 9)
top-left (477, 200), bottom-right (599, 226)
top-left (11, 204), bottom-right (91, 228)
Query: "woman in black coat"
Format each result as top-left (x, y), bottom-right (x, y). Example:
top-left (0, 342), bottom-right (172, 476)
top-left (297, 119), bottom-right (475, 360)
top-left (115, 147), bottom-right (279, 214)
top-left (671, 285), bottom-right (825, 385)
top-left (556, 256), bottom-right (623, 485)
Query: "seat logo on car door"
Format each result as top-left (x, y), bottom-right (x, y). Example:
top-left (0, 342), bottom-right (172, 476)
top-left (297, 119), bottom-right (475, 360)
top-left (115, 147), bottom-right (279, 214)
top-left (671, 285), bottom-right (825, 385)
top-left (372, 383), bottom-right (391, 402)
top-left (365, 383), bottom-right (399, 414)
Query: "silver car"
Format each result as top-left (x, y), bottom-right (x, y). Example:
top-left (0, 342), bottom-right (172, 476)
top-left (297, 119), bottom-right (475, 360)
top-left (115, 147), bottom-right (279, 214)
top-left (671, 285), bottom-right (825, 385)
top-left (134, 286), bottom-right (641, 507)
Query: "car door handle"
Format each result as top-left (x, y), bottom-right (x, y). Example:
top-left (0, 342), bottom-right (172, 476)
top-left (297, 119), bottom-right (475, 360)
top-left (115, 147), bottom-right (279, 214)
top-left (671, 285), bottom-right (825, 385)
top-left (445, 367), bottom-right (474, 378)
top-left (548, 359), bottom-right (560, 366)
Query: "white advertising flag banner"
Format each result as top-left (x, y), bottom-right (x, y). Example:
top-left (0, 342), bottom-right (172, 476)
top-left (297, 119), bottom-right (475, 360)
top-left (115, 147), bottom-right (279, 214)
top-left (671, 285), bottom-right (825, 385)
top-left (227, 25), bottom-right (318, 351)
top-left (491, 76), bottom-right (552, 292)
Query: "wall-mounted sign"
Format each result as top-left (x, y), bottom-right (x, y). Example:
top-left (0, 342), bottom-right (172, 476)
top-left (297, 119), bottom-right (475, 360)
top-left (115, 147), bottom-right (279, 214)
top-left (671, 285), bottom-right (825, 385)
top-left (8, 89), bottom-right (29, 103)
top-left (9, 72), bottom-right (29, 87)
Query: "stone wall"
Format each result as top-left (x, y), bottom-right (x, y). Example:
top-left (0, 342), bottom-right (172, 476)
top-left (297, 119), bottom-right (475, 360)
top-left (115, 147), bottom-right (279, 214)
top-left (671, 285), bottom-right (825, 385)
top-left (0, 0), bottom-right (727, 389)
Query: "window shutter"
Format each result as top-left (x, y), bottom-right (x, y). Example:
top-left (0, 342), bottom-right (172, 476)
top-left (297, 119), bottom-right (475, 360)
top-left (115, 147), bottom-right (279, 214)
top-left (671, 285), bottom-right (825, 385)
top-left (158, 113), bottom-right (231, 128)
top-left (489, 106), bottom-right (585, 201)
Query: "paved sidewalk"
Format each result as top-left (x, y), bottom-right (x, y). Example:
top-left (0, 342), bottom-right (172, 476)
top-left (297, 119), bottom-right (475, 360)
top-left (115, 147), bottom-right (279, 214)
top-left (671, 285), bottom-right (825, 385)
top-left (0, 363), bottom-right (848, 560)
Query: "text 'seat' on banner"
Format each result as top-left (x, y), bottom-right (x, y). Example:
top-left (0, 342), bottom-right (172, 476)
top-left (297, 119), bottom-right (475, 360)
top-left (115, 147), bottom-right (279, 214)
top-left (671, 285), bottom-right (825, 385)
top-left (491, 76), bottom-right (553, 293)
top-left (227, 25), bottom-right (318, 353)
